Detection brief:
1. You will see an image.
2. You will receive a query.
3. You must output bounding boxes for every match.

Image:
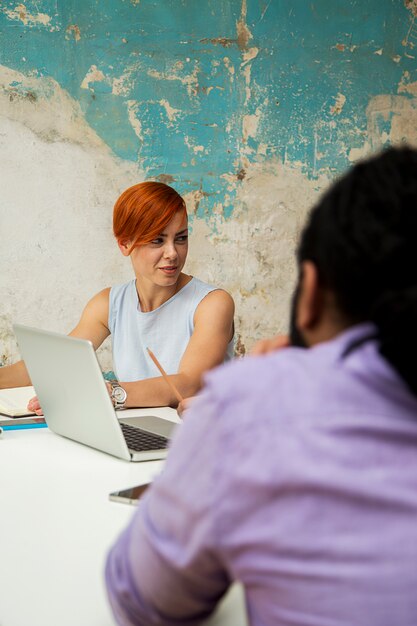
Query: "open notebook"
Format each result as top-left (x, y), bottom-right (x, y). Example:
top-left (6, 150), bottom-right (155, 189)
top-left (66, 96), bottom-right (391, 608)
top-left (0, 386), bottom-right (36, 417)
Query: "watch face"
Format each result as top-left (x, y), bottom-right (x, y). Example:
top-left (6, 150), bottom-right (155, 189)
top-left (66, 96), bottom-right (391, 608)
top-left (113, 387), bottom-right (127, 403)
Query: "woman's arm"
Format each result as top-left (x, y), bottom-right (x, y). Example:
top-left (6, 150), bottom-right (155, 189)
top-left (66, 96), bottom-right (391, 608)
top-left (120, 289), bottom-right (235, 408)
top-left (0, 360), bottom-right (31, 389)
top-left (68, 288), bottom-right (111, 347)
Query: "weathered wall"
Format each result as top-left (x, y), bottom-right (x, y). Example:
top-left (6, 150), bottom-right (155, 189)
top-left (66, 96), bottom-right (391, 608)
top-left (1, 0), bottom-right (416, 368)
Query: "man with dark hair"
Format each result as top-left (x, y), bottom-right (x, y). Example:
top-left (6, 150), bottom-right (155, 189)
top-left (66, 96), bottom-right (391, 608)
top-left (106, 147), bottom-right (417, 626)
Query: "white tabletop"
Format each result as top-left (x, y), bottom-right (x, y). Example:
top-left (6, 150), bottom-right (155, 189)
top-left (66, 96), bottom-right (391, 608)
top-left (0, 409), bottom-right (172, 626)
top-left (0, 409), bottom-right (247, 626)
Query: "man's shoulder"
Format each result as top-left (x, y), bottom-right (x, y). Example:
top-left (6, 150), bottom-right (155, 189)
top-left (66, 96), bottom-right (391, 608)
top-left (204, 346), bottom-right (318, 417)
top-left (202, 325), bottom-right (402, 433)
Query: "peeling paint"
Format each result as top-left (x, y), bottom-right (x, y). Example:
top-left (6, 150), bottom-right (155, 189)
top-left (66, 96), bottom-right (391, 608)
top-left (402, 7), bottom-right (417, 49)
top-left (330, 93), bottom-right (346, 115)
top-left (126, 100), bottom-right (143, 143)
top-left (2, 3), bottom-right (54, 29)
top-left (257, 143), bottom-right (268, 156)
top-left (111, 63), bottom-right (140, 97)
top-left (241, 47), bottom-right (259, 66)
top-left (0, 65), bottom-right (108, 149)
top-left (234, 334), bottom-right (246, 357)
top-left (0, 315), bottom-right (15, 366)
top-left (223, 57), bottom-right (235, 79)
top-left (201, 37), bottom-right (236, 48)
top-left (405, 0), bottom-right (417, 18)
top-left (147, 65), bottom-right (200, 98)
top-left (185, 136), bottom-right (205, 154)
top-left (112, 75), bottom-right (131, 97)
top-left (347, 94), bottom-right (417, 159)
top-left (65, 24), bottom-right (81, 41)
top-left (241, 46), bottom-right (259, 105)
top-left (398, 70), bottom-right (417, 95)
top-left (81, 65), bottom-right (107, 90)
top-left (183, 187), bottom-right (208, 215)
top-left (242, 112), bottom-right (260, 143)
top-left (159, 99), bottom-right (181, 123)
top-left (348, 145), bottom-right (371, 162)
top-left (155, 173), bottom-right (175, 184)
top-left (242, 64), bottom-right (252, 104)
top-left (236, 0), bottom-right (253, 51)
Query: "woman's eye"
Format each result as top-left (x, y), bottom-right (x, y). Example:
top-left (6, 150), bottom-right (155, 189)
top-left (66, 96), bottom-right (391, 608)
top-left (175, 235), bottom-right (188, 243)
top-left (151, 238), bottom-right (163, 245)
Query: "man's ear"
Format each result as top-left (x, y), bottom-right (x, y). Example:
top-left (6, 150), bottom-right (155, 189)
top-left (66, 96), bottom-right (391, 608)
top-left (117, 239), bottom-right (131, 257)
top-left (297, 261), bottom-right (322, 331)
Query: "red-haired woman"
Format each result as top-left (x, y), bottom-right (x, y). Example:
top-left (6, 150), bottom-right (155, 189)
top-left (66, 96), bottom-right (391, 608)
top-left (1, 182), bottom-right (234, 410)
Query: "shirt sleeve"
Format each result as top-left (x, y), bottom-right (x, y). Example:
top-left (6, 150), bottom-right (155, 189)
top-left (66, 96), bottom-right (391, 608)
top-left (105, 387), bottom-right (231, 626)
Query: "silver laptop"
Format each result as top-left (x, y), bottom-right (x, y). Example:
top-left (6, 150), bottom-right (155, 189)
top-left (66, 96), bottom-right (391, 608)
top-left (13, 324), bottom-right (177, 462)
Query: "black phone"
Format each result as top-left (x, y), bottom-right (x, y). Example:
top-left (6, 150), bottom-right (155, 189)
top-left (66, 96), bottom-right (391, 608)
top-left (109, 483), bottom-right (150, 505)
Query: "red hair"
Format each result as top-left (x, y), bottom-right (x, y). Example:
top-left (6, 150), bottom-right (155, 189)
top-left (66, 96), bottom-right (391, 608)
top-left (113, 182), bottom-right (187, 253)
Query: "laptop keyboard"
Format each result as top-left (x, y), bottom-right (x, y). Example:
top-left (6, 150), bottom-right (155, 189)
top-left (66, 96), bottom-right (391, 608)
top-left (120, 423), bottom-right (169, 452)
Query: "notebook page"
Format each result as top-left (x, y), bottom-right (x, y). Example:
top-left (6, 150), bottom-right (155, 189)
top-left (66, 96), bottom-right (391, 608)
top-left (0, 386), bottom-right (36, 417)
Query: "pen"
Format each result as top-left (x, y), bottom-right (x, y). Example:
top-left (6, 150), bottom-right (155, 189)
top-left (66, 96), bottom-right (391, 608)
top-left (146, 347), bottom-right (184, 405)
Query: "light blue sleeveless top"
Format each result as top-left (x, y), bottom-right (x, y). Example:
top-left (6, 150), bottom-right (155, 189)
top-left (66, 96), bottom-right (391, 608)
top-left (108, 277), bottom-right (234, 382)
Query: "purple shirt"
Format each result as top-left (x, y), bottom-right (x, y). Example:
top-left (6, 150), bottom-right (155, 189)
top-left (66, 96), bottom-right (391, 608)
top-left (106, 324), bottom-right (417, 625)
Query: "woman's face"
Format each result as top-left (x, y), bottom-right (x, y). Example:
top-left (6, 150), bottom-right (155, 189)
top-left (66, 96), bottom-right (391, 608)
top-left (128, 210), bottom-right (189, 287)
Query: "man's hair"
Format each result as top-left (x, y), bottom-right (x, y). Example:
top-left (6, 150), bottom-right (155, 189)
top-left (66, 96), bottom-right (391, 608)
top-left (298, 146), bottom-right (417, 394)
top-left (113, 181), bottom-right (186, 253)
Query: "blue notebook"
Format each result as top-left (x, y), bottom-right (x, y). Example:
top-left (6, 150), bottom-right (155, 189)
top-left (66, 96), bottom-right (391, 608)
top-left (2, 422), bottom-right (47, 431)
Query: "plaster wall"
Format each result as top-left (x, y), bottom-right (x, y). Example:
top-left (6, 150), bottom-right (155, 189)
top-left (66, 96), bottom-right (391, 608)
top-left (1, 1), bottom-right (417, 369)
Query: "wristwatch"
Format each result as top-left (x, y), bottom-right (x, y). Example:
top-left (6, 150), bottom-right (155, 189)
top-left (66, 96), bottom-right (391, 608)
top-left (109, 380), bottom-right (127, 410)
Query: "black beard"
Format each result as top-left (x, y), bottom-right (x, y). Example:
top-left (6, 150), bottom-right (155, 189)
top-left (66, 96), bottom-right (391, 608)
top-left (289, 280), bottom-right (308, 348)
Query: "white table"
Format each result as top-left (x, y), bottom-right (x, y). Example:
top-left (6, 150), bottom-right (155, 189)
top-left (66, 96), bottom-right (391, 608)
top-left (0, 409), bottom-right (247, 626)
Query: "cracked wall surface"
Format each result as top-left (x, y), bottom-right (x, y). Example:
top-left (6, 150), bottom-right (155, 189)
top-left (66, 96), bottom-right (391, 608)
top-left (1, 0), bottom-right (417, 365)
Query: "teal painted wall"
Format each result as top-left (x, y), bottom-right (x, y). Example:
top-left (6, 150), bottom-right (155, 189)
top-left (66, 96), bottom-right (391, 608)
top-left (1, 1), bottom-right (415, 215)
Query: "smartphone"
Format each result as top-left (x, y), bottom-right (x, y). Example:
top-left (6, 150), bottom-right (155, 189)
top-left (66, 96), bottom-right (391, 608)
top-left (109, 483), bottom-right (150, 505)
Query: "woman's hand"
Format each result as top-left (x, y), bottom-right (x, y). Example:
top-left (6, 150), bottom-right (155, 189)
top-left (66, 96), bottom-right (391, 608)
top-left (177, 396), bottom-right (195, 418)
top-left (250, 334), bottom-right (290, 356)
top-left (27, 395), bottom-right (44, 416)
